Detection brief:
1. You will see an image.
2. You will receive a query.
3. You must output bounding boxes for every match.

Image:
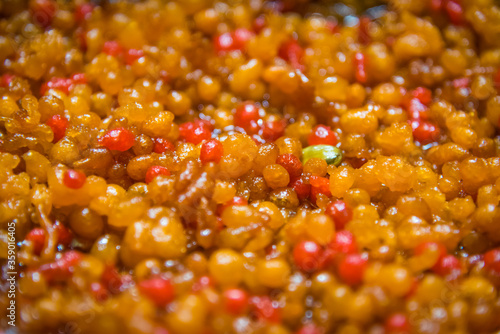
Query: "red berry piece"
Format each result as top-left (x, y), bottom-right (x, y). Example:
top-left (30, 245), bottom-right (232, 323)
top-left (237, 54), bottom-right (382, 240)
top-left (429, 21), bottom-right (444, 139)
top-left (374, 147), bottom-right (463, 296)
top-left (26, 228), bottom-right (46, 255)
top-left (358, 16), bottom-right (371, 45)
top-left (103, 40), bottom-right (124, 58)
top-left (179, 120), bottom-right (212, 145)
top-left (289, 176), bottom-right (311, 201)
top-left (234, 102), bottom-right (261, 134)
top-left (445, 0), bottom-right (465, 25)
top-left (250, 296), bottom-right (281, 323)
top-left (71, 73), bottom-right (87, 85)
top-left (262, 119), bottom-right (286, 142)
top-left (145, 166), bottom-right (171, 184)
top-left (41, 77), bottom-right (73, 95)
top-left (54, 223), bottom-right (73, 247)
top-left (153, 138), bottom-right (175, 153)
top-left (101, 127), bottom-right (135, 151)
top-left (232, 28), bottom-right (255, 50)
top-left (74, 3), bottom-right (94, 23)
top-left (353, 52), bottom-right (367, 84)
top-left (278, 39), bottom-right (305, 71)
top-left (405, 98), bottom-right (430, 120)
top-left (223, 288), bottom-right (249, 315)
top-left (293, 240), bottom-right (322, 273)
top-left (101, 265), bottom-right (124, 294)
top-left (253, 15), bottom-right (266, 33)
top-left (138, 277), bottom-right (175, 308)
top-left (411, 120), bottom-right (440, 145)
top-left (432, 254), bottom-right (461, 277)
top-left (308, 125), bottom-right (338, 146)
top-left (412, 87), bottom-right (432, 105)
top-left (385, 313), bottom-right (411, 334)
top-left (63, 169), bottom-right (87, 189)
top-left (192, 275), bottom-right (214, 292)
top-left (125, 49), bottom-right (145, 65)
top-left (309, 176), bottom-right (332, 202)
top-left (200, 139), bottom-right (223, 164)
top-left (276, 154), bottom-right (302, 179)
top-left (329, 230), bottom-right (358, 255)
top-left (0, 74), bottom-right (15, 87)
top-left (30, 0), bottom-right (57, 29)
top-left (39, 250), bottom-right (83, 282)
top-left (46, 114), bottom-right (69, 143)
top-left (430, 0), bottom-right (443, 12)
top-left (337, 253), bottom-right (367, 286)
top-left (452, 77), bottom-right (470, 89)
top-left (213, 32), bottom-right (235, 54)
top-left (325, 200), bottom-right (353, 230)
top-left (484, 248), bottom-right (500, 274)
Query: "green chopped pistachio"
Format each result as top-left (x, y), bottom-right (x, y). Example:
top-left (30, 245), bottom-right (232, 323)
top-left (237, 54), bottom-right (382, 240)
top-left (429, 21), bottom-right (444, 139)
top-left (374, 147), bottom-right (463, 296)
top-left (302, 145), bottom-right (343, 166)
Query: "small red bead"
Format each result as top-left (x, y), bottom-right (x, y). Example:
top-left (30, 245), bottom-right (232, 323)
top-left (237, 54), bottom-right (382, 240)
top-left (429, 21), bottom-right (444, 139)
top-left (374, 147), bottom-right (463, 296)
top-left (71, 73), bottom-right (87, 85)
top-left (293, 240), bottom-right (322, 273)
top-left (125, 48), bottom-right (145, 65)
top-left (309, 176), bottom-right (332, 200)
top-left (296, 324), bottom-right (322, 334)
top-left (276, 154), bottom-right (303, 179)
top-left (250, 296), bottom-right (281, 323)
top-left (223, 288), bottom-right (249, 315)
top-left (385, 313), bottom-right (411, 334)
top-left (452, 77), bottom-right (470, 89)
top-left (41, 77), bottom-right (73, 95)
top-left (411, 120), bottom-right (440, 144)
top-left (39, 250), bottom-right (83, 282)
top-left (430, 0), bottom-right (443, 12)
top-left (213, 32), bottom-right (235, 54)
top-left (30, 0), bottom-right (57, 28)
top-left (358, 16), bottom-right (371, 45)
top-left (432, 254), bottom-right (461, 277)
top-left (63, 169), bottom-right (87, 189)
top-left (329, 230), bottom-right (358, 255)
top-left (337, 253), bottom-right (367, 286)
top-left (103, 40), bottom-right (124, 58)
top-left (253, 15), bottom-right (266, 33)
top-left (192, 275), bottom-right (214, 292)
top-left (445, 0), bottom-right (465, 25)
top-left (179, 120), bottom-right (212, 145)
top-left (0, 74), bottom-right (15, 87)
top-left (46, 114), bottom-right (69, 143)
top-left (74, 3), bottom-right (94, 23)
top-left (145, 166), bottom-right (171, 184)
top-left (232, 28), bottom-right (255, 50)
top-left (484, 248), bottom-right (500, 274)
top-left (278, 39), bottom-right (305, 71)
top-left (234, 102), bottom-right (261, 134)
top-left (101, 265), bottom-right (124, 294)
top-left (405, 98), bottom-right (430, 120)
top-left (90, 282), bottom-right (109, 302)
top-left (262, 119), bottom-right (286, 142)
top-left (101, 127), bottom-right (135, 151)
top-left (153, 138), bottom-right (175, 153)
top-left (200, 139), bottom-right (223, 164)
top-left (308, 125), bottom-right (338, 146)
top-left (353, 52), bottom-right (367, 84)
top-left (26, 228), bottom-right (46, 255)
top-left (289, 176), bottom-right (311, 201)
top-left (325, 200), bottom-right (353, 230)
top-left (412, 87), bottom-right (432, 105)
top-left (54, 223), bottom-right (73, 247)
top-left (138, 277), bottom-right (175, 308)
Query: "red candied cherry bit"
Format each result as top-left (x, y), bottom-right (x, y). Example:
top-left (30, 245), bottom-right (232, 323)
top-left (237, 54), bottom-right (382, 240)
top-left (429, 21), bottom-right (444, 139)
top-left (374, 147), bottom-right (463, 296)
top-left (353, 52), bottom-right (367, 84)
top-left (445, 0), bottom-right (465, 26)
top-left (484, 248), bottom-right (500, 274)
top-left (414, 241), bottom-right (447, 267)
top-left (71, 73), bottom-right (87, 84)
top-left (293, 240), bottom-right (322, 273)
top-left (54, 223), bottom-right (73, 247)
top-left (232, 28), bottom-right (255, 50)
top-left (200, 139), bottom-right (223, 164)
top-left (125, 48), bottom-right (145, 65)
top-left (30, 0), bottom-right (57, 29)
top-left (412, 87), bottom-right (432, 105)
top-left (90, 282), bottom-right (109, 302)
top-left (309, 175), bottom-right (332, 198)
top-left (101, 127), bottom-right (135, 151)
top-left (101, 265), bottom-right (124, 294)
top-left (138, 277), bottom-right (175, 307)
top-left (262, 119), bottom-right (286, 142)
top-left (63, 169), bottom-right (87, 189)
top-left (278, 39), bottom-right (305, 71)
top-left (358, 16), bottom-right (371, 45)
top-left (103, 40), bottom-right (124, 58)
top-left (26, 228), bottom-right (46, 256)
top-left (253, 15), bottom-right (266, 33)
top-left (234, 102), bottom-right (261, 134)
top-left (179, 120), bottom-right (212, 145)
top-left (214, 32), bottom-right (235, 54)
top-left (250, 296), bottom-right (281, 323)
top-left (405, 98), bottom-right (430, 120)
top-left (330, 230), bottom-right (358, 255)
top-left (452, 77), bottom-right (470, 89)
top-left (337, 253), bottom-right (367, 286)
top-left (153, 138), bottom-right (175, 153)
top-left (308, 125), bottom-right (338, 146)
top-left (46, 114), bottom-right (69, 143)
top-left (39, 250), bottom-right (83, 282)
top-left (276, 154), bottom-right (303, 179)
top-left (289, 176), bottom-right (311, 201)
top-left (74, 3), bottom-right (94, 23)
top-left (41, 77), bottom-right (73, 95)
top-left (412, 120), bottom-right (440, 145)
top-left (296, 324), bottom-right (322, 334)
top-left (385, 313), bottom-right (411, 334)
top-left (0, 74), bottom-right (15, 87)
top-left (430, 0), bottom-right (443, 12)
top-left (325, 200), bottom-right (353, 230)
top-left (192, 275), bottom-right (214, 292)
top-left (223, 288), bottom-right (249, 315)
top-left (432, 254), bottom-right (461, 277)
top-left (145, 166), bottom-right (171, 184)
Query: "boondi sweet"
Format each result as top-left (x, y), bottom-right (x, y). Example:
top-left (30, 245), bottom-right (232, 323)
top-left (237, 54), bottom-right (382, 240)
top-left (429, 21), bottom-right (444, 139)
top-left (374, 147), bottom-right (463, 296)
top-left (1, 0), bottom-right (500, 333)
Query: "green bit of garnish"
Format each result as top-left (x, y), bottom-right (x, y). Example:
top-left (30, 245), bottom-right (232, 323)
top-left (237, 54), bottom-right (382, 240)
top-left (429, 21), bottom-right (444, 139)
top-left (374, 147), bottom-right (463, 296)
top-left (302, 145), bottom-right (343, 166)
